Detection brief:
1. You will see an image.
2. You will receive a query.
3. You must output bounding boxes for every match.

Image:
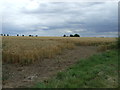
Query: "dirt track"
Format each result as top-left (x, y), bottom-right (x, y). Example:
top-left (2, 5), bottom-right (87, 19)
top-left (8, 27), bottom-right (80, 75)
top-left (3, 46), bottom-right (98, 88)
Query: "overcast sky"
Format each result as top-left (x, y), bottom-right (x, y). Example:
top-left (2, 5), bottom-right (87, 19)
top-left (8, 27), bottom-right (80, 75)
top-left (1, 0), bottom-right (118, 37)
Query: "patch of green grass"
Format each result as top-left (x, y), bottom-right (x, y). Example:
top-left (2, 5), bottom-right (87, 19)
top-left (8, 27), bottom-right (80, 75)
top-left (34, 49), bottom-right (118, 88)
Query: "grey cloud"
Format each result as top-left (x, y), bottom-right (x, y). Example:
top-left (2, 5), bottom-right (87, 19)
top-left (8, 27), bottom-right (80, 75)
top-left (2, 1), bottom-right (118, 37)
top-left (22, 2), bottom-right (104, 15)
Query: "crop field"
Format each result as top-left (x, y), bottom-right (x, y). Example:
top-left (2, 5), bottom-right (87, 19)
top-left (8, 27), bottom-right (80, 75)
top-left (2, 36), bottom-right (118, 88)
top-left (2, 36), bottom-right (116, 64)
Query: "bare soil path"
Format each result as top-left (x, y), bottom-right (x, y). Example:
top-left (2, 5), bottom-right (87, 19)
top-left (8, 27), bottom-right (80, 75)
top-left (3, 46), bottom-right (98, 88)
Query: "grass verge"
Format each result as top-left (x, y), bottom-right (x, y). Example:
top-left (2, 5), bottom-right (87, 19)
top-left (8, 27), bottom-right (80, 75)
top-left (34, 49), bottom-right (118, 88)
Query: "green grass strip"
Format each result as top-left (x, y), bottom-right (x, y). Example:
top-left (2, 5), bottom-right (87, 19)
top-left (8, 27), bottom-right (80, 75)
top-left (34, 49), bottom-right (118, 88)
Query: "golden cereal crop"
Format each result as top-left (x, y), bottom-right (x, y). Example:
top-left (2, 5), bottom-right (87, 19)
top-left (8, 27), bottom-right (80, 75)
top-left (2, 36), bottom-right (116, 64)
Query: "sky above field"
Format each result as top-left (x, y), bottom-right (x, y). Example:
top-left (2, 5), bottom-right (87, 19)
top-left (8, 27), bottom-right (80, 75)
top-left (1, 0), bottom-right (118, 37)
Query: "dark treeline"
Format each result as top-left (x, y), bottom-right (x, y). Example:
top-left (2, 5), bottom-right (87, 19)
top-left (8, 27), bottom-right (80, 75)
top-left (0, 34), bottom-right (38, 37)
top-left (0, 33), bottom-right (80, 37)
top-left (63, 34), bottom-right (80, 37)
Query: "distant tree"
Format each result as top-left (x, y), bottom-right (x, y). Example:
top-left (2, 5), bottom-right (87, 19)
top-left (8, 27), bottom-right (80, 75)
top-left (17, 34), bottom-right (19, 36)
top-left (0, 34), bottom-right (3, 36)
top-left (70, 34), bottom-right (74, 37)
top-left (7, 34), bottom-right (9, 36)
top-left (63, 34), bottom-right (66, 37)
top-left (29, 35), bottom-right (32, 37)
top-left (74, 34), bottom-right (80, 37)
top-left (4, 34), bottom-right (6, 36)
top-left (36, 35), bottom-right (38, 37)
top-left (22, 35), bottom-right (24, 36)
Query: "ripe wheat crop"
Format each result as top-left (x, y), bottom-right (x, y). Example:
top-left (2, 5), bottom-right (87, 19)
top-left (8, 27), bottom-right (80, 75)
top-left (2, 36), bottom-right (116, 64)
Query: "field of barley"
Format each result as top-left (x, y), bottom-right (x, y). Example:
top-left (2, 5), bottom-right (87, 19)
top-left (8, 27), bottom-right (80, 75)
top-left (2, 36), bottom-right (116, 65)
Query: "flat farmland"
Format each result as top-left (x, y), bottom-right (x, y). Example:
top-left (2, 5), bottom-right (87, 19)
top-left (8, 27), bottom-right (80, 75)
top-left (2, 36), bottom-right (116, 64)
top-left (2, 36), bottom-right (117, 88)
